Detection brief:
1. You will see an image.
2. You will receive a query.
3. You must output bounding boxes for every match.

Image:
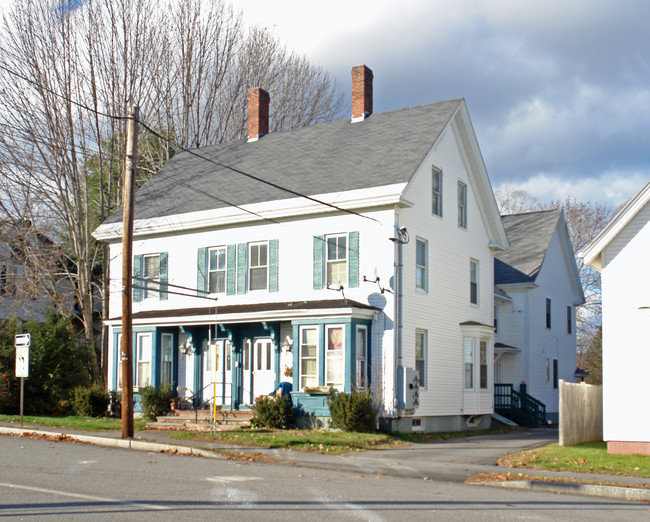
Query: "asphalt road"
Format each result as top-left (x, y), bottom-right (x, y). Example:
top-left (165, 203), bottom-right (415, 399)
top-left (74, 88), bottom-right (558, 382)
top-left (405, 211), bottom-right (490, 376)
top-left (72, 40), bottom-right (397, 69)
top-left (1, 435), bottom-right (649, 521)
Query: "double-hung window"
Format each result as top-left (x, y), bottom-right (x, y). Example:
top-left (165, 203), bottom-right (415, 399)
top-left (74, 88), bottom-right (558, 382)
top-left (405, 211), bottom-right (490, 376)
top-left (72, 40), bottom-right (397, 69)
top-left (480, 340), bottom-right (488, 389)
top-left (464, 338), bottom-right (474, 389)
top-left (432, 167), bottom-right (442, 216)
top-left (458, 181), bottom-right (467, 228)
top-left (135, 333), bottom-right (152, 388)
top-left (470, 259), bottom-right (479, 305)
top-left (326, 234), bottom-right (348, 286)
top-left (161, 333), bottom-right (173, 386)
top-left (208, 247), bottom-right (227, 294)
top-left (299, 327), bottom-right (318, 390)
top-left (249, 242), bottom-right (268, 291)
top-left (415, 329), bottom-right (427, 388)
top-left (416, 239), bottom-right (427, 291)
top-left (356, 326), bottom-right (368, 390)
top-left (143, 254), bottom-right (160, 299)
top-left (326, 325), bottom-right (344, 389)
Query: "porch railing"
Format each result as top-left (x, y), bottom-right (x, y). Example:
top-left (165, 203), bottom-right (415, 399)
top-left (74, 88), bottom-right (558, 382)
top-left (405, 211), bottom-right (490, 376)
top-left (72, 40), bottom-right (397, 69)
top-left (494, 383), bottom-right (546, 427)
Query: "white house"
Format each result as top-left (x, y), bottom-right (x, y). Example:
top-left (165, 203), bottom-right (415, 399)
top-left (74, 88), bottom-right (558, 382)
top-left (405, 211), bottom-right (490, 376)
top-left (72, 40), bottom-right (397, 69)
top-left (93, 65), bottom-right (509, 432)
top-left (494, 209), bottom-right (585, 424)
top-left (580, 180), bottom-right (650, 454)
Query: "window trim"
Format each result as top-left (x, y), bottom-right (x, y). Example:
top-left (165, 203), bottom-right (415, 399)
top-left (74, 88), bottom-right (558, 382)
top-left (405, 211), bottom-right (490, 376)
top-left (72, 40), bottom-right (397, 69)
top-left (415, 329), bottom-right (427, 389)
top-left (546, 298), bottom-right (552, 329)
top-left (161, 333), bottom-right (173, 386)
top-left (464, 337), bottom-right (474, 390)
top-left (355, 325), bottom-right (368, 391)
top-left (299, 326), bottom-right (318, 390)
top-left (208, 246), bottom-right (227, 294)
top-left (470, 259), bottom-right (479, 306)
top-left (415, 238), bottom-right (428, 292)
top-left (479, 339), bottom-right (488, 389)
top-left (248, 241), bottom-right (269, 291)
top-left (458, 181), bottom-right (467, 229)
top-left (432, 167), bottom-right (442, 217)
top-left (325, 324), bottom-right (345, 389)
top-left (135, 332), bottom-right (152, 389)
top-left (143, 253), bottom-right (161, 300)
top-left (325, 234), bottom-right (348, 287)
top-left (553, 358), bottom-right (559, 389)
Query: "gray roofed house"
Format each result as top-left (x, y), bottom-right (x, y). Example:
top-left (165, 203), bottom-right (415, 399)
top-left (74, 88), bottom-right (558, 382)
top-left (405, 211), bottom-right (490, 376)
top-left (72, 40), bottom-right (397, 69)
top-left (493, 208), bottom-right (585, 424)
top-left (94, 64), bottom-right (512, 433)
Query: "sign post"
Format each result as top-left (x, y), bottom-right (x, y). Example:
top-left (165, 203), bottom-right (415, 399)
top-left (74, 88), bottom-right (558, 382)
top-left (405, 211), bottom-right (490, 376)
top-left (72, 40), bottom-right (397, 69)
top-left (15, 334), bottom-right (30, 428)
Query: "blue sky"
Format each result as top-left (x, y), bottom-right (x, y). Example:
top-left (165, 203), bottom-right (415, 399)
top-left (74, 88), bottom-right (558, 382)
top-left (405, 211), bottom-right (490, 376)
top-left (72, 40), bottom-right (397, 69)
top-left (2, 0), bottom-right (647, 207)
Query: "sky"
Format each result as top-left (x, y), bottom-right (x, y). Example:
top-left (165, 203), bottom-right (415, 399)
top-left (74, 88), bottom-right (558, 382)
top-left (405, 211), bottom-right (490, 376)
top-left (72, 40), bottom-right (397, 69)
top-left (1, 0), bottom-right (648, 208)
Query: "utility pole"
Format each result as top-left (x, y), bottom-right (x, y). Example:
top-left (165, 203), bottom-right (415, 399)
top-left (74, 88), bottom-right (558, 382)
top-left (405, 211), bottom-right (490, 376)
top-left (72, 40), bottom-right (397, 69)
top-left (121, 105), bottom-right (139, 439)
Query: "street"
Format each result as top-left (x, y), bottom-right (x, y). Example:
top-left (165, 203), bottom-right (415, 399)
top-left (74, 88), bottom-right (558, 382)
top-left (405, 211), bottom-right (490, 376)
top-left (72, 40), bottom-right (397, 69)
top-left (1, 435), bottom-right (648, 520)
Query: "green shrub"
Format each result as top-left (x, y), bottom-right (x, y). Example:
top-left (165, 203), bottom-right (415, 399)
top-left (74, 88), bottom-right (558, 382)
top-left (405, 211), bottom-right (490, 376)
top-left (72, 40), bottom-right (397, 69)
top-left (327, 391), bottom-right (377, 432)
top-left (139, 384), bottom-right (173, 421)
top-left (72, 384), bottom-right (109, 417)
top-left (251, 395), bottom-right (294, 429)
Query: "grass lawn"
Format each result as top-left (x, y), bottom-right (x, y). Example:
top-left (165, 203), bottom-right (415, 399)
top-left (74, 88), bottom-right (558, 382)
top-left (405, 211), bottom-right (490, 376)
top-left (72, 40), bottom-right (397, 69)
top-left (499, 441), bottom-right (650, 478)
top-left (0, 414), bottom-right (147, 431)
top-left (169, 425), bottom-right (519, 455)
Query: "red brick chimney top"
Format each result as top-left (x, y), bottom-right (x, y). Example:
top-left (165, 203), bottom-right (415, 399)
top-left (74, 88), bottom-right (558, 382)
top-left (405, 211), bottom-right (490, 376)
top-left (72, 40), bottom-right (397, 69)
top-left (247, 87), bottom-right (270, 141)
top-left (351, 65), bottom-right (373, 122)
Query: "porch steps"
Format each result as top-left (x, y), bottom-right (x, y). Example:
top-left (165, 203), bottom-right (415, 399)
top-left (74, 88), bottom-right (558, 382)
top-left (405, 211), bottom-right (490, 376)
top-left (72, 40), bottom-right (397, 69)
top-left (148, 409), bottom-right (253, 432)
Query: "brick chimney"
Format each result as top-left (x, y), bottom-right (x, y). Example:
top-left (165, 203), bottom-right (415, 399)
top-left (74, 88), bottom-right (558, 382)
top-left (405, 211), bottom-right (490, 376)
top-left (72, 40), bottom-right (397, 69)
top-left (351, 64), bottom-right (373, 122)
top-left (247, 87), bottom-right (270, 142)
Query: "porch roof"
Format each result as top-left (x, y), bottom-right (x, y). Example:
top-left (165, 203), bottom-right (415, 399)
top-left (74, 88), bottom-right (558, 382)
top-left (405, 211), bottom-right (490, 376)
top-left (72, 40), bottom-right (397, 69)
top-left (107, 299), bottom-right (379, 326)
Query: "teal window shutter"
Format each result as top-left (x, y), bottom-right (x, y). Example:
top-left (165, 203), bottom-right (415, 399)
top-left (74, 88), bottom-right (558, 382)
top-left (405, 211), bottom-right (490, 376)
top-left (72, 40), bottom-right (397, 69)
top-left (226, 244), bottom-right (236, 295)
top-left (269, 239), bottom-right (279, 293)
top-left (236, 243), bottom-right (247, 294)
top-left (348, 231), bottom-right (359, 288)
top-left (159, 252), bottom-right (168, 300)
top-left (313, 236), bottom-right (324, 290)
top-left (133, 255), bottom-right (143, 302)
top-left (197, 247), bottom-right (207, 296)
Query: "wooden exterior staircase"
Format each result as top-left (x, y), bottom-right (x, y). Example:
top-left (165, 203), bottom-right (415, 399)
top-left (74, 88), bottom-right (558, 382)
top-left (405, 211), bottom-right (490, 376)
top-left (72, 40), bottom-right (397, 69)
top-left (494, 383), bottom-right (547, 427)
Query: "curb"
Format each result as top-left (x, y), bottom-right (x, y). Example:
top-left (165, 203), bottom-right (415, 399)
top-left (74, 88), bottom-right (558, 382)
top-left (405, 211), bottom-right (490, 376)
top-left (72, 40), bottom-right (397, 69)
top-left (479, 479), bottom-right (650, 502)
top-left (0, 426), bottom-right (220, 459)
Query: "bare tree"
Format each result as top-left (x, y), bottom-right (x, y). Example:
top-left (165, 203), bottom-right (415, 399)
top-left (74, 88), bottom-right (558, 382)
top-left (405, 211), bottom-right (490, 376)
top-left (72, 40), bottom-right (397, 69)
top-left (0, 0), bottom-right (343, 382)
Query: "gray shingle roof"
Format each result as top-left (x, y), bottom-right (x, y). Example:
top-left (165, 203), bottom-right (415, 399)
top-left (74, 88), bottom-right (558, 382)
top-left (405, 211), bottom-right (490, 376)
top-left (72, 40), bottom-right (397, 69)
top-left (495, 209), bottom-right (561, 284)
top-left (104, 99), bottom-right (463, 224)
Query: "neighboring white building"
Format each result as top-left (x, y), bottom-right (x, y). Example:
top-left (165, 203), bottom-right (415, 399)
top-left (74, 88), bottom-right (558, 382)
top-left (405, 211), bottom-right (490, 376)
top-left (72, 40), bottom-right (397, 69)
top-left (580, 180), bottom-right (650, 455)
top-left (493, 210), bottom-right (585, 423)
top-left (94, 65), bottom-right (509, 432)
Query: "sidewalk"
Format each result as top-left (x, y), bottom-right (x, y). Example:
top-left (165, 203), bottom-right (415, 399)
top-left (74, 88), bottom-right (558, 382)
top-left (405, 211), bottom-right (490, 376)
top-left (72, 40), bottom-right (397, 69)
top-left (2, 422), bottom-right (649, 502)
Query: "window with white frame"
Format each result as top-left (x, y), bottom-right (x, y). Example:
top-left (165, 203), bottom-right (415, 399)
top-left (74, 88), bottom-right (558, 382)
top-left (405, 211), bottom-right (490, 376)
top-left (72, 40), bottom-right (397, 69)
top-left (416, 239), bottom-right (427, 291)
top-left (299, 327), bottom-right (318, 389)
top-left (326, 325), bottom-right (344, 389)
top-left (432, 167), bottom-right (442, 217)
top-left (464, 337), bottom-right (474, 389)
top-left (249, 242), bottom-right (268, 291)
top-left (356, 326), bottom-right (367, 390)
top-left (480, 340), bottom-right (488, 389)
top-left (135, 333), bottom-right (152, 388)
top-left (326, 234), bottom-right (348, 286)
top-left (415, 329), bottom-right (427, 388)
top-left (143, 254), bottom-right (160, 299)
top-left (208, 247), bottom-right (227, 293)
top-left (470, 259), bottom-right (479, 305)
top-left (161, 333), bottom-right (173, 386)
top-left (458, 181), bottom-right (467, 228)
